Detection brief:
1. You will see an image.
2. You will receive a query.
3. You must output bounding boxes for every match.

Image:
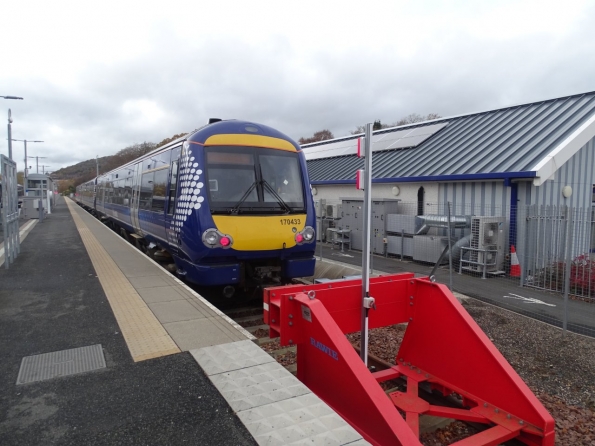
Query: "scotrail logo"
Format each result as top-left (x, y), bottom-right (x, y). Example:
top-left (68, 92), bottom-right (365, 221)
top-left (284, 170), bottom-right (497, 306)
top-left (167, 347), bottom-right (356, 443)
top-left (310, 337), bottom-right (339, 361)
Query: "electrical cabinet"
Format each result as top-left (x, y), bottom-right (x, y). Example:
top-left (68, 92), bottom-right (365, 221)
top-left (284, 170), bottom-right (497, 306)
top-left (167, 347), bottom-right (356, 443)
top-left (339, 198), bottom-right (400, 253)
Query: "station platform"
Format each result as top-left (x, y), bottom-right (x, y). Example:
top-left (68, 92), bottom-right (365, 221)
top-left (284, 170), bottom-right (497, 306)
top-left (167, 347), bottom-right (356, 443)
top-left (0, 196), bottom-right (367, 445)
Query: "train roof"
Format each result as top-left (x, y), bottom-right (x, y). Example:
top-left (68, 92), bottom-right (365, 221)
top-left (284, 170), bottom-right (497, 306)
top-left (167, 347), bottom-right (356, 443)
top-left (88, 119), bottom-right (301, 182)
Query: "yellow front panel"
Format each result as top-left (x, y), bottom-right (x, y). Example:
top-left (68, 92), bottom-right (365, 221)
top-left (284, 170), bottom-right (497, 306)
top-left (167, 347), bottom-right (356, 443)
top-left (212, 215), bottom-right (307, 251)
top-left (204, 134), bottom-right (297, 152)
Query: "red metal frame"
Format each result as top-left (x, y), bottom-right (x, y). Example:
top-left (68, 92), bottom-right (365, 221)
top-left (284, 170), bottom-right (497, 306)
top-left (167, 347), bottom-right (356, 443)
top-left (264, 274), bottom-right (555, 446)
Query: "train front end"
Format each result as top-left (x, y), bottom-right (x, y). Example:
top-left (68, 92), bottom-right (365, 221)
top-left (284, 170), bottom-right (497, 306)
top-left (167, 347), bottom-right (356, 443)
top-left (172, 120), bottom-right (316, 290)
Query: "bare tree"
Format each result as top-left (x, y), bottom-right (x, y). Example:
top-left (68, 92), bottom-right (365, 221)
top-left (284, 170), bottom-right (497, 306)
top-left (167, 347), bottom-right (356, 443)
top-left (351, 113), bottom-right (442, 134)
top-left (299, 129), bottom-right (334, 145)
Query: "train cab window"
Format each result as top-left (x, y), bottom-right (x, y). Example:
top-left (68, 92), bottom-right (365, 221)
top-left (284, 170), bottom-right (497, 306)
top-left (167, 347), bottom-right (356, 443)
top-left (204, 146), bottom-right (305, 214)
top-left (206, 151), bottom-right (257, 203)
top-left (260, 154), bottom-right (304, 206)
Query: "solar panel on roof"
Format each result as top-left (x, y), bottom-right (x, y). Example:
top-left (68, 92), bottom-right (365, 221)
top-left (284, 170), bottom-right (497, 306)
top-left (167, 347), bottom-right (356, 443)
top-left (303, 122), bottom-right (448, 160)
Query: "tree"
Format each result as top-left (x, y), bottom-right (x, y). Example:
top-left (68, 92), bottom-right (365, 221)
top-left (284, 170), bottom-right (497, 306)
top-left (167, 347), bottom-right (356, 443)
top-left (394, 113), bottom-right (441, 126)
top-left (299, 129), bottom-right (334, 145)
top-left (17, 171), bottom-right (24, 185)
top-left (351, 113), bottom-right (442, 134)
top-left (156, 133), bottom-right (187, 148)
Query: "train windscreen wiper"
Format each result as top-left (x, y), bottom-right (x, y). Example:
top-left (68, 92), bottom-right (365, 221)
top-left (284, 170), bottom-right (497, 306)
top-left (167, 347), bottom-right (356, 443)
top-left (261, 179), bottom-right (292, 214)
top-left (230, 181), bottom-right (258, 215)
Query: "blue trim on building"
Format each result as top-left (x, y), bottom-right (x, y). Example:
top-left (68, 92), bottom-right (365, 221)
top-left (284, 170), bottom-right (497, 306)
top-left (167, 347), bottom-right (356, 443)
top-left (509, 183), bottom-right (518, 249)
top-left (310, 171), bottom-right (537, 186)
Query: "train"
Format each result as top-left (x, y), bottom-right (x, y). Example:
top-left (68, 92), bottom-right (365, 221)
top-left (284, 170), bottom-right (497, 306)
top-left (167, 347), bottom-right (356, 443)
top-left (76, 119), bottom-right (317, 296)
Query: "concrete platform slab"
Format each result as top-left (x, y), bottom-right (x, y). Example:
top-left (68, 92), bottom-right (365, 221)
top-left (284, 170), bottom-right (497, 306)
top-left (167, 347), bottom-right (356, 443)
top-left (163, 319), bottom-right (237, 350)
top-left (137, 286), bottom-right (186, 304)
top-left (148, 300), bottom-right (207, 323)
top-left (127, 275), bottom-right (173, 289)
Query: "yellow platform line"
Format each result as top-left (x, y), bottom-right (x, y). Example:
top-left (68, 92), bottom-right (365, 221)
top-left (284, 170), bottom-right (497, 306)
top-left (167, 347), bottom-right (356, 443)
top-left (66, 200), bottom-right (181, 361)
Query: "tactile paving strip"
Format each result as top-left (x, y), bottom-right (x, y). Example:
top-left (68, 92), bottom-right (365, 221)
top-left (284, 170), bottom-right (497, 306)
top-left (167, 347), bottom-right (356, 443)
top-left (192, 340), bottom-right (369, 445)
top-left (17, 344), bottom-right (106, 384)
top-left (66, 200), bottom-right (180, 361)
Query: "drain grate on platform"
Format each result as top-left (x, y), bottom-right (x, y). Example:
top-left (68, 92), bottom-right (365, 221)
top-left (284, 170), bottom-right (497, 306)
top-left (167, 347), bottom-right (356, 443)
top-left (16, 344), bottom-right (106, 385)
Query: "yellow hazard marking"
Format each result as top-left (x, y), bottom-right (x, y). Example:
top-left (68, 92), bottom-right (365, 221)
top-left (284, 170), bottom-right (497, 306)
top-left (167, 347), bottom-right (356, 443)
top-left (66, 200), bottom-right (181, 362)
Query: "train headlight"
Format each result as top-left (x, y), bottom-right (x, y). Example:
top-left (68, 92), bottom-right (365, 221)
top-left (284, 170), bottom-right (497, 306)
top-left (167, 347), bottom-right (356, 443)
top-left (202, 229), bottom-right (233, 249)
top-left (204, 230), bottom-right (219, 246)
top-left (302, 227), bottom-right (315, 241)
top-left (295, 226), bottom-right (315, 245)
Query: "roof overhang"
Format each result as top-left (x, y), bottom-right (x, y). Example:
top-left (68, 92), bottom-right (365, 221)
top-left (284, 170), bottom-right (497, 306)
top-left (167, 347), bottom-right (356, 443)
top-left (531, 112), bottom-right (595, 186)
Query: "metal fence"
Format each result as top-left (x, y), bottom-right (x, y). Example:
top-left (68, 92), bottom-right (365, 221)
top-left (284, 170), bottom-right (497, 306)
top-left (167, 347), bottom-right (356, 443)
top-left (1, 155), bottom-right (21, 269)
top-left (326, 199), bottom-right (595, 338)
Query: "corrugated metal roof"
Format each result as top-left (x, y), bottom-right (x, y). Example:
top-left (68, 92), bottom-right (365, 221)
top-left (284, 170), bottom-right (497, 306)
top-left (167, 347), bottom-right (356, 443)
top-left (305, 91), bottom-right (595, 183)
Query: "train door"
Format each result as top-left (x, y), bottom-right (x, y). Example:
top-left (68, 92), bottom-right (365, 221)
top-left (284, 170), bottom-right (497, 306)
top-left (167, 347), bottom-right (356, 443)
top-left (165, 147), bottom-right (181, 253)
top-left (130, 163), bottom-right (143, 235)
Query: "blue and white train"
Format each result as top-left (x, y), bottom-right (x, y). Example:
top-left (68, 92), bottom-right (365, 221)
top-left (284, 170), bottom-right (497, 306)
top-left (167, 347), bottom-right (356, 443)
top-left (76, 119), bottom-right (316, 295)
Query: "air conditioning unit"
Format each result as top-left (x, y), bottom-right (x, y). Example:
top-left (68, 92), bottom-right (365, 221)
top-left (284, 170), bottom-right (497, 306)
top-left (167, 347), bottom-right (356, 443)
top-left (314, 199), bottom-right (326, 218)
top-left (326, 204), bottom-right (341, 219)
top-left (469, 216), bottom-right (506, 273)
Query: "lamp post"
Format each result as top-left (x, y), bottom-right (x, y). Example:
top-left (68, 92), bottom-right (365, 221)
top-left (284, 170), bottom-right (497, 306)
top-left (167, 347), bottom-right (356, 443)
top-left (2, 95), bottom-right (24, 160)
top-left (12, 139), bottom-right (43, 194)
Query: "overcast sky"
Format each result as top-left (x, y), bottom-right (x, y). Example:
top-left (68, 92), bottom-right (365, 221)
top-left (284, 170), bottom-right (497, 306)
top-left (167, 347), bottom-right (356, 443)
top-left (1, 0), bottom-right (595, 174)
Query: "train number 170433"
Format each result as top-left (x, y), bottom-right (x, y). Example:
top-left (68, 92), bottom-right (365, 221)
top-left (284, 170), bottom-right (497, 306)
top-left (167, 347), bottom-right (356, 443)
top-left (280, 218), bottom-right (301, 225)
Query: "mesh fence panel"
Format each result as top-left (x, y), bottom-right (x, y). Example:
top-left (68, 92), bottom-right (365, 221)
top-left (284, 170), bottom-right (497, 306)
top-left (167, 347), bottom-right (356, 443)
top-left (329, 200), bottom-right (595, 338)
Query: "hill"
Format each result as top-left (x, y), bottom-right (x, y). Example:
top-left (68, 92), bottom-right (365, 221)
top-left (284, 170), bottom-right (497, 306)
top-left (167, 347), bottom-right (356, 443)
top-left (52, 133), bottom-right (187, 188)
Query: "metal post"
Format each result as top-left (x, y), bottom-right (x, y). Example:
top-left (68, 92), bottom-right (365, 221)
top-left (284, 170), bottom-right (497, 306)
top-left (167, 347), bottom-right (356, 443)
top-left (447, 202), bottom-right (453, 291)
top-left (38, 199), bottom-right (44, 222)
top-left (24, 140), bottom-right (28, 194)
top-left (401, 228), bottom-right (404, 261)
top-left (563, 206), bottom-right (573, 332)
top-left (360, 123), bottom-right (373, 366)
top-left (7, 109), bottom-right (13, 159)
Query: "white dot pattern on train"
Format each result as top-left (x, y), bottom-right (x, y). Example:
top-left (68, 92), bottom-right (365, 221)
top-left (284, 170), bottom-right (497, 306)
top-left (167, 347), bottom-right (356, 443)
top-left (170, 148), bottom-right (204, 241)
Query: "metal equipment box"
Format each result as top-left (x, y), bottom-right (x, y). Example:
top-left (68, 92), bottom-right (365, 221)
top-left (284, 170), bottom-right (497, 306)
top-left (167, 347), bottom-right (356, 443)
top-left (340, 198), bottom-right (400, 253)
top-left (387, 235), bottom-right (414, 257)
top-left (387, 214), bottom-right (418, 234)
top-left (413, 235), bottom-right (448, 263)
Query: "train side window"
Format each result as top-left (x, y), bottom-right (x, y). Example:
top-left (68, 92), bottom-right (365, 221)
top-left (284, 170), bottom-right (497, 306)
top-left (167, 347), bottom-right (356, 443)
top-left (151, 168), bottom-right (168, 212)
top-left (124, 177), bottom-right (133, 207)
top-left (140, 172), bottom-right (153, 210)
top-left (167, 160), bottom-right (178, 215)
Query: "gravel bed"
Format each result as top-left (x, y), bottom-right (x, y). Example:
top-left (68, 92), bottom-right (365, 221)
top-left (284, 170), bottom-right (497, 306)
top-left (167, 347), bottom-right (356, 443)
top-left (237, 317), bottom-right (264, 328)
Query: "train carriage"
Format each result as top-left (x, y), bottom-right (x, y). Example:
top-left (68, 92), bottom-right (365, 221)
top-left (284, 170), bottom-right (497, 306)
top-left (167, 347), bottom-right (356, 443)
top-left (77, 119), bottom-right (316, 295)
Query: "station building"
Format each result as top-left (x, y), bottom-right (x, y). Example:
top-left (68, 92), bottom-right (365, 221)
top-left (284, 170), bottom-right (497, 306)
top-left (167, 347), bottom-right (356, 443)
top-left (303, 91), bottom-right (595, 282)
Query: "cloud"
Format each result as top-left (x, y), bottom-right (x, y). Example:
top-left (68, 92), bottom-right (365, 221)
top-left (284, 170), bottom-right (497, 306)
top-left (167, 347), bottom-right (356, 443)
top-left (1, 0), bottom-right (594, 174)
